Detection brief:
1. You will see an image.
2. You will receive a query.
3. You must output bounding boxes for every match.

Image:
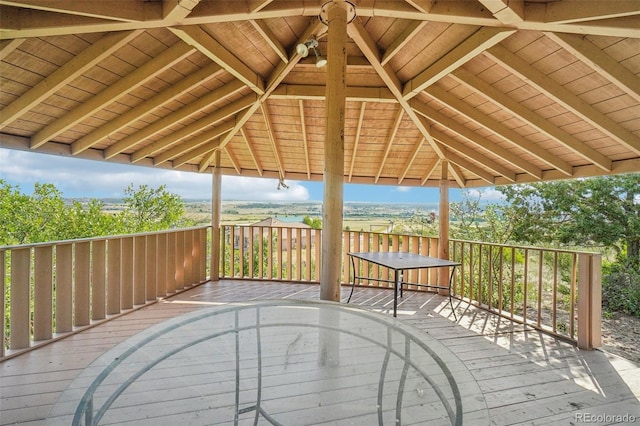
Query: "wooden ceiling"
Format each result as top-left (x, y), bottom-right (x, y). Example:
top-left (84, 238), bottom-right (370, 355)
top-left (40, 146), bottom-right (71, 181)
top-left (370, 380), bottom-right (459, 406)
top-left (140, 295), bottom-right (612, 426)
top-left (1, 0), bottom-right (639, 189)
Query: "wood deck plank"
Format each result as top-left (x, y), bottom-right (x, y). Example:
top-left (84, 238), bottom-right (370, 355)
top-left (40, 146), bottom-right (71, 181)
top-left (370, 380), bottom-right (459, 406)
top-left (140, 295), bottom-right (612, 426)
top-left (1, 280), bottom-right (639, 425)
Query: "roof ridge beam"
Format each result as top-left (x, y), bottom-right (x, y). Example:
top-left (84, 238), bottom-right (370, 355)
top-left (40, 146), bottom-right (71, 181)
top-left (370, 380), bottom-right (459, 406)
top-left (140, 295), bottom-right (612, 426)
top-left (486, 45), bottom-right (640, 156)
top-left (403, 26), bottom-right (516, 100)
top-left (30, 41), bottom-right (194, 149)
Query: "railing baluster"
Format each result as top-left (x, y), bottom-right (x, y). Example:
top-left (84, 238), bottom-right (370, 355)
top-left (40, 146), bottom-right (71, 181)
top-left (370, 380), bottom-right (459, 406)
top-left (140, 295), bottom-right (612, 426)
top-left (34, 246), bottom-right (53, 341)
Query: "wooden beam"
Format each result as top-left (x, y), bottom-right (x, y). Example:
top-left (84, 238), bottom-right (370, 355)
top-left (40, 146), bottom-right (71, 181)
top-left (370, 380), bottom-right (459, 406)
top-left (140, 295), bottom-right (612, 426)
top-left (240, 127), bottom-right (263, 176)
top-left (477, 0), bottom-right (524, 24)
top-left (156, 120), bottom-right (238, 166)
top-left (172, 134), bottom-right (227, 168)
top-left (223, 145), bottom-right (241, 174)
top-left (270, 84), bottom-right (396, 103)
top-left (421, 158), bottom-right (440, 185)
top-left (104, 79), bottom-right (246, 159)
top-left (0, 0), bottom-right (161, 22)
top-left (398, 137), bottom-right (426, 184)
top-left (30, 41), bottom-right (194, 149)
top-left (426, 85), bottom-right (575, 176)
top-left (545, 31), bottom-right (640, 104)
top-left (163, 0), bottom-right (200, 21)
top-left (197, 18), bottom-right (326, 171)
top-left (487, 45), bottom-right (640, 156)
top-left (410, 98), bottom-right (545, 180)
top-left (451, 68), bottom-right (613, 171)
top-left (381, 20), bottom-right (427, 66)
top-left (170, 25), bottom-right (265, 95)
top-left (298, 100), bottom-right (311, 179)
top-left (73, 63), bottom-right (222, 155)
top-left (1, 31), bottom-right (139, 129)
top-left (438, 144), bottom-right (496, 185)
top-left (250, 19), bottom-right (288, 63)
top-left (260, 102), bottom-right (285, 179)
top-left (542, 0), bottom-right (640, 24)
top-left (348, 102), bottom-right (366, 182)
top-left (0, 37), bottom-right (25, 60)
top-left (375, 107), bottom-right (404, 183)
top-left (403, 27), bottom-right (516, 99)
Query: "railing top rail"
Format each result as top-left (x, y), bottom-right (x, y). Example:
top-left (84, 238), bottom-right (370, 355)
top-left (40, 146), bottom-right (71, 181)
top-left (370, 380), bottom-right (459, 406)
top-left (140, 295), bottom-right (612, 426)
top-left (450, 238), bottom-right (598, 256)
top-left (0, 225), bottom-right (211, 251)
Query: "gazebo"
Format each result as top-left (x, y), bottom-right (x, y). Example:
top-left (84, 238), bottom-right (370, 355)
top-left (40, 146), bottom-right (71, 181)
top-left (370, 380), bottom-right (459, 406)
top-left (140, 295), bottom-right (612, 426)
top-left (1, 1), bottom-right (639, 423)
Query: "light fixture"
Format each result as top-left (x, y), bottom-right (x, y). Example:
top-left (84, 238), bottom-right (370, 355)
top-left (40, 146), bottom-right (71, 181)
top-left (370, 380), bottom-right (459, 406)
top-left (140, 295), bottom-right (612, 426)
top-left (296, 36), bottom-right (327, 68)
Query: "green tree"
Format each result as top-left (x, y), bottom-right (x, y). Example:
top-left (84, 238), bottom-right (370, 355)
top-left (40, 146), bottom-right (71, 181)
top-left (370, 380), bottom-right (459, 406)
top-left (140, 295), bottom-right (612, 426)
top-left (302, 215), bottom-right (322, 229)
top-left (498, 174), bottom-right (640, 268)
top-left (450, 192), bottom-right (517, 244)
top-left (121, 184), bottom-right (188, 232)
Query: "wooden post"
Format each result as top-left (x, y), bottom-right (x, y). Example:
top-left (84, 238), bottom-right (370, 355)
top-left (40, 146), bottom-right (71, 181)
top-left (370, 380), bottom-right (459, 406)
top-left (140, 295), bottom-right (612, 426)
top-left (438, 161), bottom-right (450, 295)
top-left (578, 253), bottom-right (602, 350)
top-left (320, 0), bottom-right (348, 302)
top-left (211, 150), bottom-right (222, 281)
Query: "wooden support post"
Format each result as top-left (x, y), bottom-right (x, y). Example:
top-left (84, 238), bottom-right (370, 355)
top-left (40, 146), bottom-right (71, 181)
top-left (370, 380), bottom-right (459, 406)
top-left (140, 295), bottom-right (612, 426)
top-left (578, 253), bottom-right (602, 350)
top-left (320, 1), bottom-right (348, 302)
top-left (438, 161), bottom-right (450, 295)
top-left (211, 151), bottom-right (222, 281)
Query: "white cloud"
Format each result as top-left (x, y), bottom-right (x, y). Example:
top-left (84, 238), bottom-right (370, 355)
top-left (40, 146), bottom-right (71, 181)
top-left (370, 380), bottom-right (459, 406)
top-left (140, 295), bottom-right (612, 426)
top-left (396, 186), bottom-right (411, 192)
top-left (465, 187), bottom-right (505, 202)
top-left (0, 149), bottom-right (310, 201)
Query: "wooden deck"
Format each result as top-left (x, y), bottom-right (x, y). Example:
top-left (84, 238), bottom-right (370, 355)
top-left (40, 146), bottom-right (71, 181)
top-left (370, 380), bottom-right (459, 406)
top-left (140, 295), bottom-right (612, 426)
top-left (2, 280), bottom-right (639, 425)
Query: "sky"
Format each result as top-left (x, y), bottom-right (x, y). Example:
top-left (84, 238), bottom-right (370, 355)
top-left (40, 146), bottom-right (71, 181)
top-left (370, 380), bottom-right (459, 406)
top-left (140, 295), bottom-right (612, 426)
top-left (0, 147), bottom-right (504, 203)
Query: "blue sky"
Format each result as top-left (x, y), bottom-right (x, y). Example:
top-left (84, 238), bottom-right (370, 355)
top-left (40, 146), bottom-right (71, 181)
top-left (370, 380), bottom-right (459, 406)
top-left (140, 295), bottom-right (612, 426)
top-left (0, 148), bottom-right (502, 203)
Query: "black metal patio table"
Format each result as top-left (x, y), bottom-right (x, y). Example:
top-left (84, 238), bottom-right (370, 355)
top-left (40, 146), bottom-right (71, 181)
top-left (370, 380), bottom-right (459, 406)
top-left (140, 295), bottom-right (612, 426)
top-left (348, 252), bottom-right (461, 319)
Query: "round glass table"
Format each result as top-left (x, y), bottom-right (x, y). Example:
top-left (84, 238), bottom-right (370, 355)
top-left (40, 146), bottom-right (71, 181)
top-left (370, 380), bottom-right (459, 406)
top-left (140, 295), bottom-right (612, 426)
top-left (47, 299), bottom-right (489, 425)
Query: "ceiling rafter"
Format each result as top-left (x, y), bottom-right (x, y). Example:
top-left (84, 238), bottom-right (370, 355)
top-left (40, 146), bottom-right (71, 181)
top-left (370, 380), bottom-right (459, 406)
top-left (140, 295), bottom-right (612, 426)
top-left (445, 157), bottom-right (466, 188)
top-left (197, 18), bottom-right (326, 172)
top-left (240, 127), bottom-right (263, 176)
top-left (421, 158), bottom-right (440, 185)
top-left (2, 1), bottom-right (639, 39)
top-left (375, 107), bottom-right (404, 183)
top-left (486, 44), bottom-right (640, 156)
top-left (477, 0), bottom-right (524, 25)
top-left (403, 26), bottom-right (516, 100)
top-left (348, 102), bottom-right (366, 182)
top-left (133, 95), bottom-right (255, 163)
top-left (410, 99), bottom-right (544, 180)
top-left (172, 133), bottom-right (228, 168)
top-left (426, 85), bottom-right (575, 176)
top-left (260, 102), bottom-right (285, 180)
top-left (347, 18), bottom-right (447, 168)
top-left (250, 19), bottom-right (288, 63)
top-left (544, 31), bottom-right (640, 104)
top-left (439, 144), bottom-right (496, 185)
top-left (223, 145), bottom-right (241, 174)
top-left (159, 121), bottom-right (237, 167)
top-left (451, 68), bottom-right (613, 171)
top-left (1, 30), bottom-right (139, 130)
top-left (381, 20), bottom-right (428, 66)
top-left (540, 0), bottom-right (640, 24)
top-left (73, 62), bottom-right (223, 155)
top-left (298, 100), bottom-right (311, 179)
top-left (429, 125), bottom-right (516, 182)
top-left (30, 42), bottom-right (194, 149)
top-left (0, 0), bottom-right (161, 22)
top-left (170, 25), bottom-right (265, 95)
top-left (104, 79), bottom-right (246, 159)
top-left (163, 0), bottom-right (201, 21)
top-left (270, 84), bottom-right (396, 103)
top-left (0, 37), bottom-right (25, 60)
top-left (398, 136), bottom-right (425, 184)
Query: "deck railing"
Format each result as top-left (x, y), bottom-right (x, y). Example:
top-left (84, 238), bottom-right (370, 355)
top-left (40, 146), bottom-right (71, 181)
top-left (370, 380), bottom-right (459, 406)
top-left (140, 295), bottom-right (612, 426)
top-left (1, 227), bottom-right (208, 359)
top-left (219, 226), bottom-right (601, 349)
top-left (2, 225), bottom-right (601, 359)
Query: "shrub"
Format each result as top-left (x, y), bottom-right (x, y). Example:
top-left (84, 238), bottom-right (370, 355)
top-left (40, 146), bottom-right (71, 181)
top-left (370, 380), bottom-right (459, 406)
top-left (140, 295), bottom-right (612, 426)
top-left (602, 264), bottom-right (640, 317)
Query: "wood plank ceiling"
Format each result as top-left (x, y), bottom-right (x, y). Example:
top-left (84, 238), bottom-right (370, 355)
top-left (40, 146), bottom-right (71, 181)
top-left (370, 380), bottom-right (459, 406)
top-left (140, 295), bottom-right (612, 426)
top-left (0, 0), bottom-right (639, 189)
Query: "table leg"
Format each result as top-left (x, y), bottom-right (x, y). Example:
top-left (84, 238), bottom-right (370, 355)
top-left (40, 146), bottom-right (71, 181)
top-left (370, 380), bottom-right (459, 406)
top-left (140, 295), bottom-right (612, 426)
top-left (347, 255), bottom-right (356, 303)
top-left (449, 266), bottom-right (457, 321)
top-left (393, 269), bottom-right (400, 317)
